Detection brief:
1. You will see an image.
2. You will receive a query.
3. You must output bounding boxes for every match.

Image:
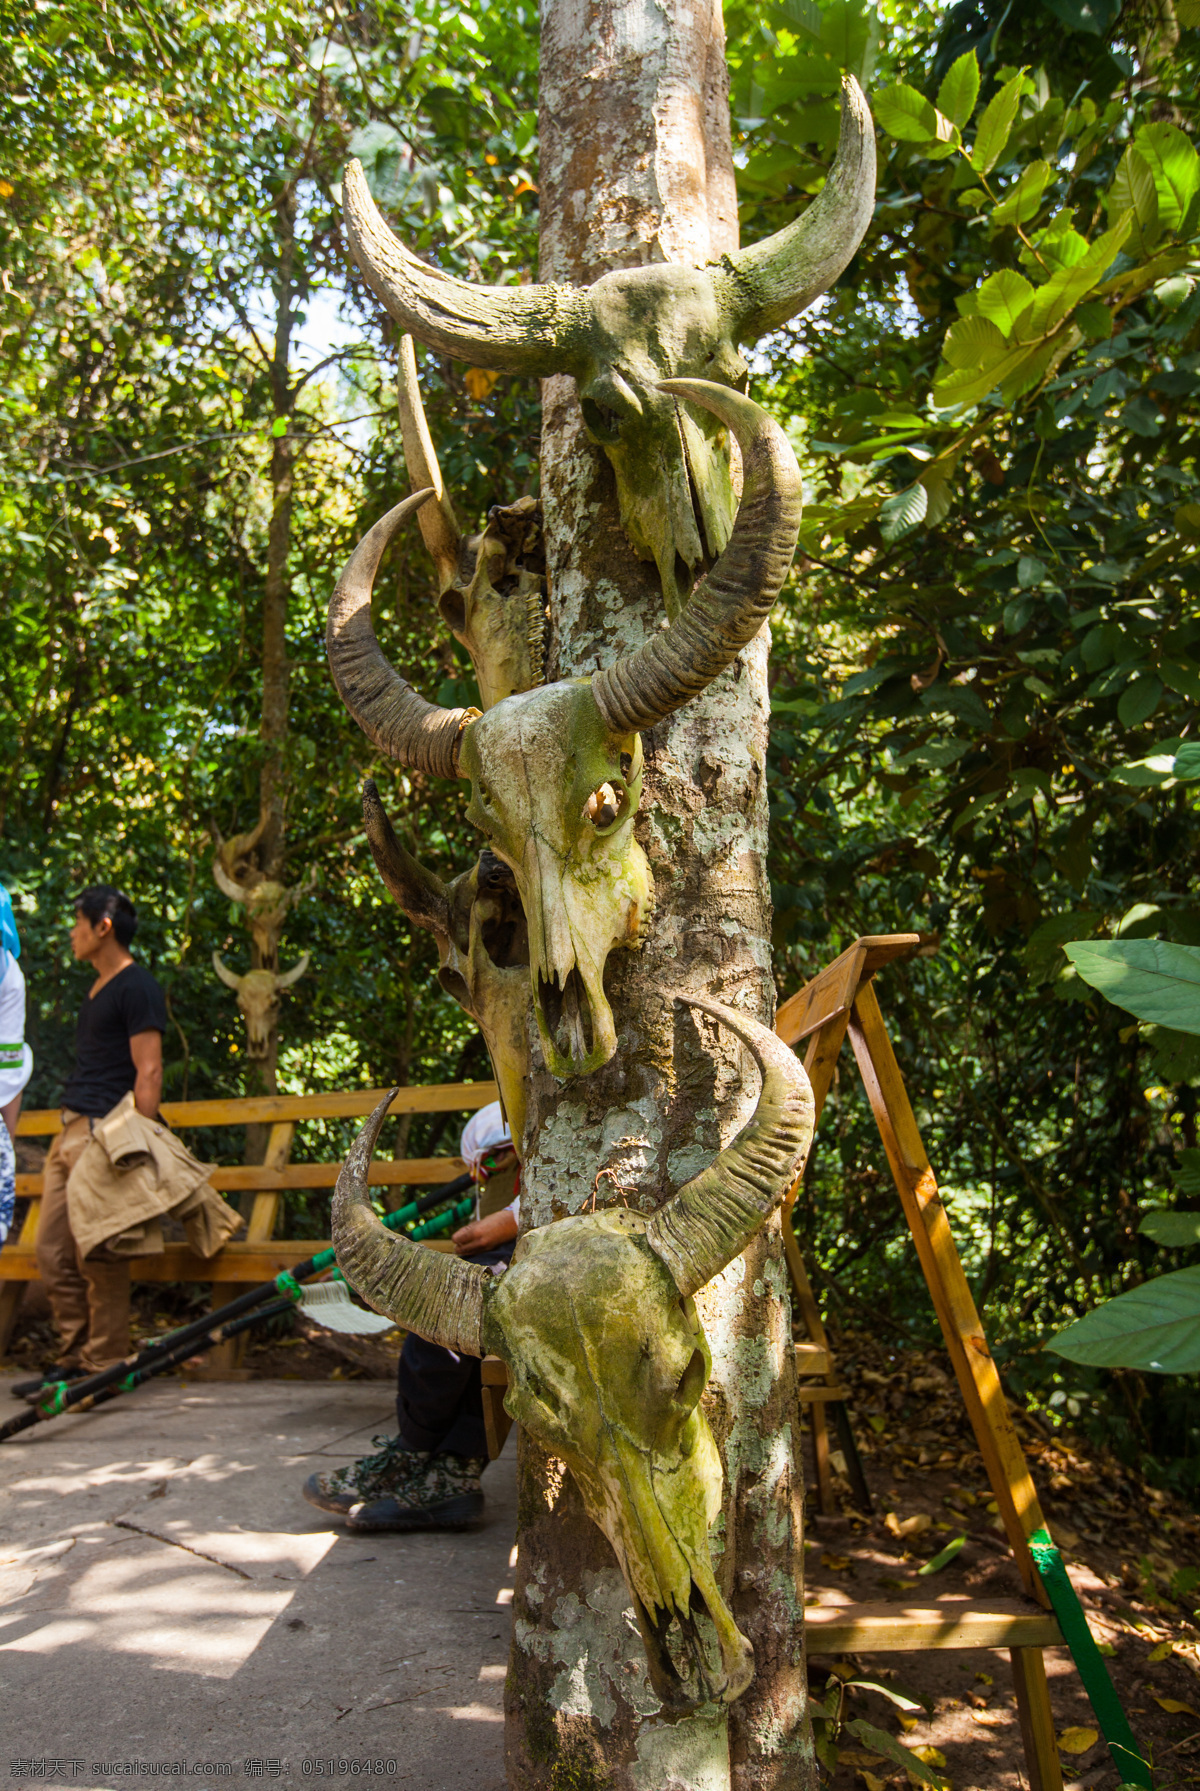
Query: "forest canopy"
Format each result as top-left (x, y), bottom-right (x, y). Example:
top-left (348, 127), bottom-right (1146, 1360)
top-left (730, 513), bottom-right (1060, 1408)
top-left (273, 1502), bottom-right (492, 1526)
top-left (2, 0), bottom-right (1198, 1491)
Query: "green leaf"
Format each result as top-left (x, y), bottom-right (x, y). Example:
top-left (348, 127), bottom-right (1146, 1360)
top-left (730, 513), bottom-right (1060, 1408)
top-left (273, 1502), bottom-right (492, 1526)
top-left (1065, 938), bottom-right (1200, 1033)
top-left (1115, 901), bottom-right (1164, 938)
top-left (820, 0), bottom-right (879, 84)
top-left (918, 1534), bottom-right (967, 1574)
top-left (1146, 1025), bottom-right (1200, 1083)
top-left (1042, 0), bottom-right (1120, 33)
top-left (1023, 911), bottom-right (1102, 971)
top-left (992, 160), bottom-right (1053, 227)
top-left (879, 483), bottom-right (928, 542)
top-left (1133, 123), bottom-right (1200, 234)
top-left (271, 418), bottom-right (288, 437)
top-left (1157, 274), bottom-right (1197, 310)
top-left (1161, 659), bottom-right (1200, 703)
top-left (780, 0), bottom-right (824, 40)
top-left (1141, 1212), bottom-right (1200, 1247)
top-left (970, 71), bottom-right (1026, 176)
top-left (942, 314), bottom-right (1008, 368)
top-left (844, 1721), bottom-right (950, 1790)
top-left (976, 269), bottom-right (1035, 337)
top-left (1123, 393), bottom-right (1163, 437)
top-left (1075, 299), bottom-right (1113, 339)
top-left (920, 458), bottom-right (956, 527)
top-left (875, 82), bottom-right (956, 150)
top-left (1110, 742), bottom-right (1183, 787)
top-left (844, 1676), bottom-right (933, 1713)
top-left (1046, 1266), bottom-right (1200, 1373)
top-left (998, 335), bottom-right (1067, 404)
top-left (933, 342), bottom-right (1037, 410)
top-left (1026, 216), bottom-right (1132, 333)
top-left (1118, 673), bottom-right (1163, 727)
top-left (1107, 145), bottom-right (1160, 254)
top-left (1177, 1150), bottom-right (1200, 1196)
top-left (936, 51), bottom-right (980, 128)
top-left (1176, 744), bottom-right (1200, 781)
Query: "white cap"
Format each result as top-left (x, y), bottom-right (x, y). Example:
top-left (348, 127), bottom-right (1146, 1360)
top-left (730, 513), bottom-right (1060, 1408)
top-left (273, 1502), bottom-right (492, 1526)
top-left (460, 1101), bottom-right (512, 1175)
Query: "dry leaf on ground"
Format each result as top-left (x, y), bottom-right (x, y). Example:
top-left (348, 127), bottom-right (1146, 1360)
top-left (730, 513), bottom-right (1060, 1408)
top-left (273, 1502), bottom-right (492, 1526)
top-left (1056, 1726), bottom-right (1099, 1754)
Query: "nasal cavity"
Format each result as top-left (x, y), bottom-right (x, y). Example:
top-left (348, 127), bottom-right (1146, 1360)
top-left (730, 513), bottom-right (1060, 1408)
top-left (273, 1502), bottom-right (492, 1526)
top-left (675, 1348), bottom-right (706, 1413)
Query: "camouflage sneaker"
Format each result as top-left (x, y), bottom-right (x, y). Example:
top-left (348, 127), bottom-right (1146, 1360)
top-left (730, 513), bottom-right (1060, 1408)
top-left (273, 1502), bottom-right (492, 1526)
top-left (346, 1451), bottom-right (486, 1532)
top-left (302, 1434), bottom-right (428, 1518)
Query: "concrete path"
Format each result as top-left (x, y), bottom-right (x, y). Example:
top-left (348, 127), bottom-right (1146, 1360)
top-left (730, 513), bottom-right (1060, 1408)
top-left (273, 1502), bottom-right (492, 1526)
top-left (0, 1377), bottom-right (515, 1791)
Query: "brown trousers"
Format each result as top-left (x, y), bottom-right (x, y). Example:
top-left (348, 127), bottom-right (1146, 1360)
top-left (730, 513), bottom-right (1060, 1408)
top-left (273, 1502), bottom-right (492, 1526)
top-left (34, 1114), bottom-right (131, 1371)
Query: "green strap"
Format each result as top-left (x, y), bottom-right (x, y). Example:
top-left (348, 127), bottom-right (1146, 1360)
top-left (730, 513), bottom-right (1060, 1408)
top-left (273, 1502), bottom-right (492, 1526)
top-left (410, 1195), bottom-right (475, 1241)
top-left (1028, 1526), bottom-right (1151, 1788)
top-left (276, 1271), bottom-right (305, 1303)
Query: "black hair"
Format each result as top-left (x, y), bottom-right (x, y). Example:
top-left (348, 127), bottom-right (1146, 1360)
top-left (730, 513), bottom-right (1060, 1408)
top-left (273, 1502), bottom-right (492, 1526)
top-left (75, 885), bottom-right (138, 948)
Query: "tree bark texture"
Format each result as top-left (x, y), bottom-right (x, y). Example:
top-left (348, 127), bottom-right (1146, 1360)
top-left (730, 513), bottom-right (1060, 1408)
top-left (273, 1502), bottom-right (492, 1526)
top-left (504, 5), bottom-right (814, 1788)
top-left (259, 180), bottom-right (297, 899)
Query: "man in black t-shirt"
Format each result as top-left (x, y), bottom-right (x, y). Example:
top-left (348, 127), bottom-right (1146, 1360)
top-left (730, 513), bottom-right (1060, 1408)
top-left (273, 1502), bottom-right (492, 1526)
top-left (34, 886), bottom-right (167, 1373)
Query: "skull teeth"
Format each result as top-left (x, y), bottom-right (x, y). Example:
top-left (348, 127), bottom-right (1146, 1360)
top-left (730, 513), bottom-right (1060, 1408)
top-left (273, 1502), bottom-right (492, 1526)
top-left (526, 590), bottom-right (546, 685)
top-left (537, 967), bottom-right (593, 1065)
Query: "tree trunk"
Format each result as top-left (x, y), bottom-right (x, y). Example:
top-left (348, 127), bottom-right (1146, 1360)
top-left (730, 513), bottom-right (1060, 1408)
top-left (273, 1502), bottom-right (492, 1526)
top-left (243, 179), bottom-right (298, 1144)
top-left (504, 4), bottom-right (814, 1788)
top-left (259, 179), bottom-right (297, 901)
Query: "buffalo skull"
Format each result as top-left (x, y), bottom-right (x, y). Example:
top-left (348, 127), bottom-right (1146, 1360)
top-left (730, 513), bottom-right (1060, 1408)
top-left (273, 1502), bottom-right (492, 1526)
top-left (211, 852), bottom-right (316, 969)
top-left (362, 780), bottom-right (533, 1143)
top-left (333, 993), bottom-right (815, 1711)
top-left (327, 381), bottom-right (802, 1078)
top-left (212, 953), bottom-right (309, 1058)
top-left (343, 79), bottom-right (874, 611)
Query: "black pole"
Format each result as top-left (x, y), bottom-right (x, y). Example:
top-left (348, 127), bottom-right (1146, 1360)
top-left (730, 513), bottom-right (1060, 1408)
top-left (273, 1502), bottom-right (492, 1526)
top-left (2, 1171), bottom-right (475, 1442)
top-left (0, 1295), bottom-right (297, 1443)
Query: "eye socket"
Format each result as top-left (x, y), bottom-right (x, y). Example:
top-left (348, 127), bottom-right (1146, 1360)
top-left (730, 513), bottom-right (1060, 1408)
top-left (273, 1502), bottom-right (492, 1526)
top-left (583, 780), bottom-right (625, 829)
top-left (580, 396), bottom-right (624, 446)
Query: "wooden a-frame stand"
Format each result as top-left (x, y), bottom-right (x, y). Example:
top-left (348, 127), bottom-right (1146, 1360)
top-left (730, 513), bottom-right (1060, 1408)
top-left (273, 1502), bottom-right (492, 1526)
top-left (777, 934), bottom-right (1066, 1791)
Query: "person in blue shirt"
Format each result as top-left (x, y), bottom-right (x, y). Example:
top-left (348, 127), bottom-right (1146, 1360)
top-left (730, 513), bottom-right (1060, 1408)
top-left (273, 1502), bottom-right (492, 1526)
top-left (0, 884), bottom-right (32, 1250)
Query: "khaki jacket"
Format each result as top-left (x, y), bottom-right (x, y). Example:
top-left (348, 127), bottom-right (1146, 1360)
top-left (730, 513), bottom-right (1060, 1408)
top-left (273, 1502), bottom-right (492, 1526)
top-left (66, 1093), bottom-right (244, 1261)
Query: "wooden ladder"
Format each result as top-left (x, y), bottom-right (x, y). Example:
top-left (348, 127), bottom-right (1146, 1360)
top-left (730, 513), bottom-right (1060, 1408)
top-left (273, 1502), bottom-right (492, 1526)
top-left (791, 1255), bottom-right (874, 1520)
top-left (776, 934), bottom-right (1065, 1791)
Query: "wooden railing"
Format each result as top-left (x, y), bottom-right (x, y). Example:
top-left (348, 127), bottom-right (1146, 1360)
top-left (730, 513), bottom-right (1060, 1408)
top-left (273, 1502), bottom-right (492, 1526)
top-left (0, 1080), bottom-right (498, 1351)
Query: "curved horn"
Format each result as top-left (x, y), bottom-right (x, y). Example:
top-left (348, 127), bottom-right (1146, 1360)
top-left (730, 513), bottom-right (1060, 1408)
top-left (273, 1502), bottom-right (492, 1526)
top-left (344, 160), bottom-right (584, 376)
top-left (645, 994), bottom-right (815, 1298)
top-left (332, 1089), bottom-right (490, 1354)
top-left (212, 858), bottom-right (247, 903)
top-left (724, 76), bottom-right (876, 339)
top-left (363, 778), bottom-right (452, 938)
top-left (212, 950), bottom-right (241, 991)
top-left (213, 809), bottom-right (269, 878)
top-left (327, 489), bottom-right (477, 778)
top-left (592, 383), bottom-right (802, 733)
top-left (274, 952), bottom-right (310, 991)
top-left (397, 335), bottom-right (461, 592)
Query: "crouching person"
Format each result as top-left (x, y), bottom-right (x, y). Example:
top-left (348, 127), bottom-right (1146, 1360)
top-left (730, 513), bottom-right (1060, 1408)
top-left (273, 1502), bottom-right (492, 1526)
top-left (303, 1102), bottom-right (518, 1531)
